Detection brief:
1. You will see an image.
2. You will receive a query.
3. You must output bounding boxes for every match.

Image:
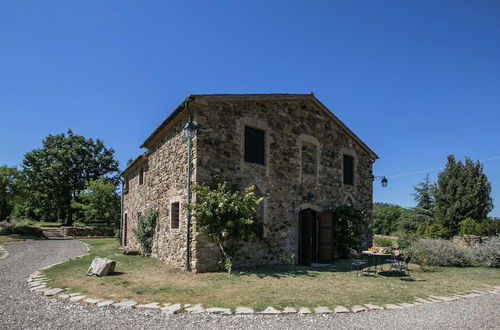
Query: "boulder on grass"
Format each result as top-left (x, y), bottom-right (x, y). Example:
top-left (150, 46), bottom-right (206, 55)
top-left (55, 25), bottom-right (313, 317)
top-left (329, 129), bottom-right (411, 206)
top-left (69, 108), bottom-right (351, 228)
top-left (87, 258), bottom-right (116, 276)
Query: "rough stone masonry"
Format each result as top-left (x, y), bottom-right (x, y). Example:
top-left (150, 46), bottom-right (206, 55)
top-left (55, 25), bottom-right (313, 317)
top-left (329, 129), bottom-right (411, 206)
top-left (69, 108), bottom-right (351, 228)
top-left (121, 94), bottom-right (378, 272)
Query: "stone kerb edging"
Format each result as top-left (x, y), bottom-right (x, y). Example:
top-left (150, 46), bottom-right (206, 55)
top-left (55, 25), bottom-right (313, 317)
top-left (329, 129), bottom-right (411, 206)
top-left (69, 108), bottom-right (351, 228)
top-left (27, 268), bottom-right (500, 316)
top-left (26, 241), bottom-right (500, 316)
top-left (0, 244), bottom-right (9, 259)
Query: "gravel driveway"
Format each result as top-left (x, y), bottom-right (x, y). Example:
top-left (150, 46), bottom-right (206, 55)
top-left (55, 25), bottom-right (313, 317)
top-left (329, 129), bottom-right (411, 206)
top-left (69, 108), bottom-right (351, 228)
top-left (1, 239), bottom-right (499, 330)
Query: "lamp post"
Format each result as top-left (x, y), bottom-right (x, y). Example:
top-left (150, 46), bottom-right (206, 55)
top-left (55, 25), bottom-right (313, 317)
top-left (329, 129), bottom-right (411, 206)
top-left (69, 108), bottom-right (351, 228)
top-left (183, 112), bottom-right (198, 272)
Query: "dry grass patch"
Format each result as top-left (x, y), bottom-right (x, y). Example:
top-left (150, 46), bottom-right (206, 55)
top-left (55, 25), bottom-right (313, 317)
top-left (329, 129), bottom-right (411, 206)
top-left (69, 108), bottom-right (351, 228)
top-left (43, 239), bottom-right (500, 310)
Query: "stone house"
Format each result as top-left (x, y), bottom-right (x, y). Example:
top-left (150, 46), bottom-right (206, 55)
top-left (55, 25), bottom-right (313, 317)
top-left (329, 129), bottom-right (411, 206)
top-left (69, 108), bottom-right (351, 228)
top-left (121, 93), bottom-right (378, 272)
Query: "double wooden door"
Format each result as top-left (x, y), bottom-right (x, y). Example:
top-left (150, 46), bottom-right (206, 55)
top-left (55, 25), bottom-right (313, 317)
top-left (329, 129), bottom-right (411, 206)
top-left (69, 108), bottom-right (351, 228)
top-left (299, 209), bottom-right (334, 265)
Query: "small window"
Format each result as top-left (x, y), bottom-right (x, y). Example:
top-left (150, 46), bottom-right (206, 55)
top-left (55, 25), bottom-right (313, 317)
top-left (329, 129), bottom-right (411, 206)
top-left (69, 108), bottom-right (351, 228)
top-left (139, 167), bottom-right (144, 185)
top-left (124, 178), bottom-right (129, 192)
top-left (343, 154), bottom-right (354, 185)
top-left (244, 126), bottom-right (265, 165)
top-left (171, 202), bottom-right (180, 229)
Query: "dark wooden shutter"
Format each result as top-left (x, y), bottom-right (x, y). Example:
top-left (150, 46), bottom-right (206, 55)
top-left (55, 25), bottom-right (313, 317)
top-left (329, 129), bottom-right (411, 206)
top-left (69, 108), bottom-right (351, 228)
top-left (318, 211), bottom-right (334, 263)
top-left (139, 167), bottom-right (144, 185)
top-left (171, 202), bottom-right (180, 229)
top-left (244, 126), bottom-right (265, 165)
top-left (343, 155), bottom-right (354, 185)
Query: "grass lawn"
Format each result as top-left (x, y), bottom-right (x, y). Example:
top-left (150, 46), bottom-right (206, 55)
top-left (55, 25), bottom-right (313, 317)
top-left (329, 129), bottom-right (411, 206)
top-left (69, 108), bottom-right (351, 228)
top-left (43, 238), bottom-right (500, 310)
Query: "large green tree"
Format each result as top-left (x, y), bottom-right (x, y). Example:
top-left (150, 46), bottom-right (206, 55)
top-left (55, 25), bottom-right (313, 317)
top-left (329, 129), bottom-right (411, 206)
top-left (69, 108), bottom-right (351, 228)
top-left (372, 202), bottom-right (412, 235)
top-left (71, 177), bottom-right (120, 227)
top-left (22, 130), bottom-right (119, 224)
top-left (0, 165), bottom-right (25, 220)
top-left (434, 155), bottom-right (493, 235)
top-left (412, 174), bottom-right (435, 211)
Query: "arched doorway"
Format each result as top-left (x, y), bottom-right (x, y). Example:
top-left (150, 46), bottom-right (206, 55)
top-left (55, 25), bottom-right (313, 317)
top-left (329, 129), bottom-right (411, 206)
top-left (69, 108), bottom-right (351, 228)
top-left (299, 208), bottom-right (334, 265)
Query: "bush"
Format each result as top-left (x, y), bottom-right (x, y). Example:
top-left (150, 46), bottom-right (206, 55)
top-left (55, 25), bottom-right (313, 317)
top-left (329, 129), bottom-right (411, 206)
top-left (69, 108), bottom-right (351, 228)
top-left (416, 221), bottom-right (452, 239)
top-left (469, 235), bottom-right (500, 267)
top-left (331, 205), bottom-right (366, 257)
top-left (136, 209), bottom-right (158, 256)
top-left (407, 239), bottom-right (470, 267)
top-left (459, 218), bottom-right (483, 236)
top-left (373, 236), bottom-right (395, 247)
top-left (0, 223), bottom-right (44, 238)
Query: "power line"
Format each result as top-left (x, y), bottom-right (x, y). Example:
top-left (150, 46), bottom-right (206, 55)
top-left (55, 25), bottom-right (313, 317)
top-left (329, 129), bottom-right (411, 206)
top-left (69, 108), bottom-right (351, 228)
top-left (384, 155), bottom-right (500, 179)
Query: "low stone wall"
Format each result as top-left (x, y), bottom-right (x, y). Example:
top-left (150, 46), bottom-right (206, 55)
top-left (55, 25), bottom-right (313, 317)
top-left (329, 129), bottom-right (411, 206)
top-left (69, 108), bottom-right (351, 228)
top-left (452, 235), bottom-right (487, 248)
top-left (61, 227), bottom-right (115, 237)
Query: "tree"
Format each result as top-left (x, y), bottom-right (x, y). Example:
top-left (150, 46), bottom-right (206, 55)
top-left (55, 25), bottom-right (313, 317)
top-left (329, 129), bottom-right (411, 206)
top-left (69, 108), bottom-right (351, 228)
top-left (71, 177), bottom-right (120, 227)
top-left (136, 209), bottom-right (158, 256)
top-left (188, 183), bottom-right (263, 273)
top-left (434, 155), bottom-right (493, 236)
top-left (372, 202), bottom-right (411, 235)
top-left (412, 174), bottom-right (435, 211)
top-left (22, 130), bottom-right (119, 224)
top-left (0, 165), bottom-right (25, 220)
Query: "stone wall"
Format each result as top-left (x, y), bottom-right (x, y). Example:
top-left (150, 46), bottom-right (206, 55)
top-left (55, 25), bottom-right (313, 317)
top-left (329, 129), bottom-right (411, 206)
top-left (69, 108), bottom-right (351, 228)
top-left (61, 226), bottom-right (115, 237)
top-left (122, 95), bottom-right (376, 272)
top-left (193, 97), bottom-right (375, 270)
top-left (452, 235), bottom-right (486, 248)
top-left (122, 115), bottom-right (198, 271)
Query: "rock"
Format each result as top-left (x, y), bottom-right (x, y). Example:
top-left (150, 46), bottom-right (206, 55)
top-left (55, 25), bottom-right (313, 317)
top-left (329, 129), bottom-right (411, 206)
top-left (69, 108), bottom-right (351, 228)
top-left (297, 307), bottom-right (312, 314)
top-left (96, 300), bottom-right (115, 307)
top-left (414, 297), bottom-right (434, 304)
top-left (185, 304), bottom-right (205, 313)
top-left (428, 295), bottom-right (457, 302)
top-left (259, 306), bottom-right (281, 314)
top-left (161, 303), bottom-right (182, 314)
top-left (29, 281), bottom-right (44, 287)
top-left (30, 285), bottom-right (46, 292)
top-left (314, 306), bottom-right (333, 314)
top-left (334, 306), bottom-right (350, 313)
top-left (87, 258), bottom-right (116, 276)
top-left (57, 294), bottom-right (70, 300)
top-left (205, 307), bottom-right (232, 315)
top-left (83, 298), bottom-right (102, 305)
top-left (282, 307), bottom-right (297, 313)
top-left (235, 307), bottom-right (254, 314)
top-left (364, 304), bottom-right (384, 310)
top-left (43, 288), bottom-right (63, 296)
top-left (136, 302), bottom-right (161, 310)
top-left (69, 295), bottom-right (86, 302)
top-left (351, 305), bottom-right (367, 313)
top-left (384, 304), bottom-right (402, 310)
top-left (398, 303), bottom-right (415, 308)
top-left (112, 300), bottom-right (137, 309)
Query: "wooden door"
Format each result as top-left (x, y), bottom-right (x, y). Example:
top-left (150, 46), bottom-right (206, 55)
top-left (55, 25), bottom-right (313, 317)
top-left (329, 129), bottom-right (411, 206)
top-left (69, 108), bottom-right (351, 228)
top-left (318, 211), bottom-right (334, 263)
top-left (299, 209), bottom-right (316, 265)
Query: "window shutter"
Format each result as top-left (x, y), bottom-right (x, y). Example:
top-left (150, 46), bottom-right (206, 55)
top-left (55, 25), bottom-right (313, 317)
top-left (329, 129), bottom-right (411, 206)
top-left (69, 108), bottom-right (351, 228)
top-left (244, 126), bottom-right (265, 165)
top-left (171, 202), bottom-right (180, 229)
top-left (343, 155), bottom-right (354, 185)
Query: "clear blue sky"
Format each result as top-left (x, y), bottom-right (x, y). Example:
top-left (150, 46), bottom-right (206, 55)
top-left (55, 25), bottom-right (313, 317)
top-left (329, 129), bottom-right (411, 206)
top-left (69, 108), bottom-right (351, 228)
top-left (1, 1), bottom-right (499, 216)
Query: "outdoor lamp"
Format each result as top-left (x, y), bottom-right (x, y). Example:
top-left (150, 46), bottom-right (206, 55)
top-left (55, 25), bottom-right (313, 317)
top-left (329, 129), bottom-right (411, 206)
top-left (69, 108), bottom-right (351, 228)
top-left (183, 120), bottom-right (198, 138)
top-left (381, 176), bottom-right (388, 187)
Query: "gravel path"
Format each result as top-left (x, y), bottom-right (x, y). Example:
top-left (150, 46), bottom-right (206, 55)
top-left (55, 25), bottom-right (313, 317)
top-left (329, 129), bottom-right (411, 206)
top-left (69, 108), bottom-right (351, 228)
top-left (1, 240), bottom-right (499, 330)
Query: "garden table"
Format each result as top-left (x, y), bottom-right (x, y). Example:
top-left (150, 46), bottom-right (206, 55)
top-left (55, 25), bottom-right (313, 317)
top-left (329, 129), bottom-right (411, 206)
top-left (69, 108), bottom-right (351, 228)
top-left (362, 251), bottom-right (392, 275)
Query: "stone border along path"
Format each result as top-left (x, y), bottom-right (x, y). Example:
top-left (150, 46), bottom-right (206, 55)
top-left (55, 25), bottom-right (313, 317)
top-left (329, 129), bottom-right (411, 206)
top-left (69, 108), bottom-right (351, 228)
top-left (0, 244), bottom-right (9, 259)
top-left (27, 242), bottom-right (500, 316)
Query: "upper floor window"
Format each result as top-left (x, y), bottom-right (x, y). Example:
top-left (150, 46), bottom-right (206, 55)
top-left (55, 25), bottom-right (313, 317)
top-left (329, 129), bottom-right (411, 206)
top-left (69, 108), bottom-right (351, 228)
top-left (139, 167), bottom-right (144, 185)
top-left (171, 202), bottom-right (180, 229)
top-left (124, 178), bottom-right (129, 193)
top-left (244, 126), bottom-right (265, 165)
top-left (343, 154), bottom-right (354, 185)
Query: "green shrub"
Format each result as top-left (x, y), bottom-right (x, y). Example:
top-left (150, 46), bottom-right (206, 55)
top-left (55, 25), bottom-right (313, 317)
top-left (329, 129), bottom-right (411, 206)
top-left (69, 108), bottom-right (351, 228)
top-left (136, 209), bottom-right (158, 256)
top-left (416, 221), bottom-right (452, 239)
top-left (373, 236), bottom-right (395, 247)
top-left (469, 235), bottom-right (500, 267)
top-left (331, 205), bottom-right (366, 257)
top-left (407, 239), bottom-right (470, 267)
top-left (459, 218), bottom-right (483, 236)
top-left (0, 223), bottom-right (44, 238)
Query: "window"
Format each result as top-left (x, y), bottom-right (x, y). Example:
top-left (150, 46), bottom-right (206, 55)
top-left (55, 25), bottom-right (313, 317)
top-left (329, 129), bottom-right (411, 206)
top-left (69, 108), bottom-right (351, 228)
top-left (343, 154), bottom-right (354, 185)
top-left (244, 126), bottom-right (265, 165)
top-left (139, 167), bottom-right (144, 185)
top-left (124, 179), bottom-right (129, 193)
top-left (171, 202), bottom-right (180, 229)
top-left (301, 143), bottom-right (317, 175)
